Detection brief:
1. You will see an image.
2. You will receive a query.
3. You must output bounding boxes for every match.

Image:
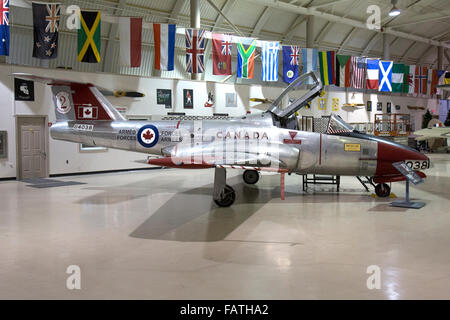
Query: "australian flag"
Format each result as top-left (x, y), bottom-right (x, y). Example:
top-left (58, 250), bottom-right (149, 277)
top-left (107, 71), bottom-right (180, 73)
top-left (32, 2), bottom-right (60, 59)
top-left (0, 0), bottom-right (9, 56)
top-left (282, 45), bottom-right (299, 83)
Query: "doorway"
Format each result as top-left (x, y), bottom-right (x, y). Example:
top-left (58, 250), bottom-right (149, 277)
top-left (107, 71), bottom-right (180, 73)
top-left (16, 116), bottom-right (49, 180)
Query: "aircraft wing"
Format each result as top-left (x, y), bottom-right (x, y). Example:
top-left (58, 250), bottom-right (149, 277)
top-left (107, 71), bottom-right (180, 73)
top-left (414, 127), bottom-right (450, 141)
top-left (149, 142), bottom-right (289, 173)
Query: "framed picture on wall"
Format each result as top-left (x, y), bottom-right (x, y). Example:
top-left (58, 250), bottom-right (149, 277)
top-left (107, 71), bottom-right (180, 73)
top-left (225, 93), bottom-right (237, 108)
top-left (366, 101), bottom-right (372, 111)
top-left (14, 78), bottom-right (35, 101)
top-left (156, 89), bottom-right (172, 108)
top-left (0, 131), bottom-right (7, 159)
top-left (377, 102), bottom-right (382, 111)
top-left (183, 89), bottom-right (193, 109)
top-left (387, 102), bottom-right (392, 113)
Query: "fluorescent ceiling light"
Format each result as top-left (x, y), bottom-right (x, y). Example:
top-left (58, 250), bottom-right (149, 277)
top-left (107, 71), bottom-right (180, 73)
top-left (389, 6), bottom-right (401, 16)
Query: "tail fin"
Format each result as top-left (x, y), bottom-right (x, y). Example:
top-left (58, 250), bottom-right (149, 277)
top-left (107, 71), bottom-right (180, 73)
top-left (13, 73), bottom-right (126, 122)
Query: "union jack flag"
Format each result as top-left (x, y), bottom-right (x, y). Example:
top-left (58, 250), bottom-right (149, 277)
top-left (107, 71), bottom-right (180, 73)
top-left (289, 45), bottom-right (299, 65)
top-left (1, 0), bottom-right (9, 26)
top-left (185, 28), bottom-right (205, 74)
top-left (221, 34), bottom-right (232, 56)
top-left (45, 4), bottom-right (60, 33)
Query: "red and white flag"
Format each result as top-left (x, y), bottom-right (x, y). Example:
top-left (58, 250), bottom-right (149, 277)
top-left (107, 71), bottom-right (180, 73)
top-left (415, 65), bottom-right (428, 95)
top-left (350, 56), bottom-right (366, 89)
top-left (366, 58), bottom-right (379, 90)
top-left (119, 17), bottom-right (142, 67)
top-left (212, 33), bottom-right (232, 75)
top-left (427, 69), bottom-right (438, 96)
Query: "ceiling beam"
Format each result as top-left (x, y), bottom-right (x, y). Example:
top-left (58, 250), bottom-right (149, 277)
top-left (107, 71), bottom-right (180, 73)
top-left (251, 7), bottom-right (272, 37)
top-left (337, 27), bottom-right (357, 54)
top-left (400, 41), bottom-right (418, 63)
top-left (103, 0), bottom-right (127, 73)
top-left (169, 0), bottom-right (188, 21)
top-left (243, 0), bottom-right (450, 48)
top-left (310, 0), bottom-right (352, 10)
top-left (362, 33), bottom-right (381, 56)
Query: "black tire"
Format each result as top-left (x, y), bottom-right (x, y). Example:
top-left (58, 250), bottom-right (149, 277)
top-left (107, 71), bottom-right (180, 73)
top-left (243, 170), bottom-right (260, 185)
top-left (375, 183), bottom-right (391, 198)
top-left (214, 184), bottom-right (236, 207)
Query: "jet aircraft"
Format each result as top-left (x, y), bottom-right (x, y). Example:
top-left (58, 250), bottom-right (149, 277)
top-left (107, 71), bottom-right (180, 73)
top-left (14, 72), bottom-right (430, 207)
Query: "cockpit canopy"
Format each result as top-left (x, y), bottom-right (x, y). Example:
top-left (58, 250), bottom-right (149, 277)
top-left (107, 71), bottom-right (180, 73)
top-left (326, 114), bottom-right (354, 135)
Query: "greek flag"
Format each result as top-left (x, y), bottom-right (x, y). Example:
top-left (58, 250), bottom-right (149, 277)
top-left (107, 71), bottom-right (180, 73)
top-left (261, 41), bottom-right (279, 82)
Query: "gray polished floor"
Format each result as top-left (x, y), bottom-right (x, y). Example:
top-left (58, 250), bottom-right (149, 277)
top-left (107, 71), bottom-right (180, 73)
top-left (0, 154), bottom-right (449, 299)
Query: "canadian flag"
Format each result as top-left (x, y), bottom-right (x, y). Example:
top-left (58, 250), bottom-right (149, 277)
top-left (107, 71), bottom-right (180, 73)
top-left (78, 106), bottom-right (98, 119)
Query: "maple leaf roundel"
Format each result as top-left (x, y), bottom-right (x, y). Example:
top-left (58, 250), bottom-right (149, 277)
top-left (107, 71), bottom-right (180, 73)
top-left (137, 125), bottom-right (159, 148)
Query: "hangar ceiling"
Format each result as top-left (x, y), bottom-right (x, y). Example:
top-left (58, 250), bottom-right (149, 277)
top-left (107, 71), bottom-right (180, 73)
top-left (7, 0), bottom-right (450, 82)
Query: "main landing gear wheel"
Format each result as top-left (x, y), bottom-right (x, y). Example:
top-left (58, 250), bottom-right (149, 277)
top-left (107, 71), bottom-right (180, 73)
top-left (214, 184), bottom-right (236, 207)
top-left (243, 170), bottom-right (260, 185)
top-left (375, 183), bottom-right (391, 198)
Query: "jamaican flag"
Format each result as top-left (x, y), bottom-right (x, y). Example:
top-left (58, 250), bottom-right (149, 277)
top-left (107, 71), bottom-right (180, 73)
top-left (78, 11), bottom-right (101, 63)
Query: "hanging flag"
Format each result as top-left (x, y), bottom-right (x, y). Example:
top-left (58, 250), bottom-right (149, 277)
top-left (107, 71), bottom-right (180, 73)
top-left (32, 2), bottom-right (60, 59)
top-left (261, 41), bottom-right (279, 82)
top-left (0, 0), bottom-right (9, 56)
top-left (350, 56), bottom-right (366, 89)
top-left (153, 23), bottom-right (176, 71)
top-left (436, 70), bottom-right (446, 95)
top-left (119, 17), bottom-right (142, 67)
top-left (391, 63), bottom-right (404, 93)
top-left (415, 66), bottom-right (428, 95)
top-left (78, 11), bottom-right (101, 63)
top-left (366, 58), bottom-right (379, 89)
top-left (212, 33), bottom-right (232, 75)
top-left (427, 69), bottom-right (438, 95)
top-left (379, 60), bottom-right (393, 92)
top-left (403, 65), bottom-right (416, 94)
top-left (336, 55), bottom-right (351, 88)
top-left (445, 71), bottom-right (450, 85)
top-left (302, 48), bottom-right (317, 84)
top-left (185, 28), bottom-right (206, 74)
top-left (317, 51), bottom-right (336, 85)
top-left (237, 39), bottom-right (256, 79)
top-left (282, 45), bottom-right (299, 84)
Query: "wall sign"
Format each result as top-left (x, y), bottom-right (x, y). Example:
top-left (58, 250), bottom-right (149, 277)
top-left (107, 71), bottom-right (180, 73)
top-left (332, 98), bottom-right (339, 111)
top-left (14, 78), bottom-right (35, 101)
top-left (366, 101), bottom-right (372, 111)
top-left (157, 89), bottom-right (172, 108)
top-left (225, 93), bottom-right (237, 108)
top-left (387, 102), bottom-right (392, 113)
top-left (183, 89), bottom-right (193, 109)
top-left (318, 98), bottom-right (327, 110)
top-left (0, 131), bottom-right (7, 159)
top-left (377, 102), bottom-right (382, 111)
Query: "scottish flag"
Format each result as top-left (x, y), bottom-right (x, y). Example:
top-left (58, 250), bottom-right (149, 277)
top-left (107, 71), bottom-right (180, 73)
top-left (0, 0), bottom-right (9, 56)
top-left (261, 41), bottom-right (279, 82)
top-left (379, 60), bottom-right (393, 92)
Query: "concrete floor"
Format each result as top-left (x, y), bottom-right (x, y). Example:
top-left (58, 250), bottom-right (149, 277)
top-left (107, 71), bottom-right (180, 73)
top-left (0, 154), bottom-right (449, 299)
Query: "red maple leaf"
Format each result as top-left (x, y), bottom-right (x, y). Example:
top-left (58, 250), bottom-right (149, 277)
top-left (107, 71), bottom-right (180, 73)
top-left (143, 130), bottom-right (154, 140)
top-left (84, 109), bottom-right (91, 115)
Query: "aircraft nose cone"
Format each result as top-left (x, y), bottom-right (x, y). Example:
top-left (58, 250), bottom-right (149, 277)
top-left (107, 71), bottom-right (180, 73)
top-left (376, 140), bottom-right (429, 176)
top-left (378, 140), bottom-right (427, 162)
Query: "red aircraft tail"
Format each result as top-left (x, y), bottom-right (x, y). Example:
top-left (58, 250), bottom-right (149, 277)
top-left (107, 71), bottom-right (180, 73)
top-left (12, 73), bottom-right (125, 122)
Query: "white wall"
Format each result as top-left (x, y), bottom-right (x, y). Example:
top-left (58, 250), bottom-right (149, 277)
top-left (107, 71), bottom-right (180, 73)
top-left (0, 64), bottom-right (441, 178)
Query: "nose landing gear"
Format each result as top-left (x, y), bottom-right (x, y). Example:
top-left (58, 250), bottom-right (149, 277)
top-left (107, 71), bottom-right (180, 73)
top-left (375, 183), bottom-right (391, 198)
top-left (243, 170), bottom-right (260, 185)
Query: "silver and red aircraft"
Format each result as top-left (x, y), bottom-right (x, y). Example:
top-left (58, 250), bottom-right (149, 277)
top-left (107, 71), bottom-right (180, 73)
top-left (15, 72), bottom-right (430, 207)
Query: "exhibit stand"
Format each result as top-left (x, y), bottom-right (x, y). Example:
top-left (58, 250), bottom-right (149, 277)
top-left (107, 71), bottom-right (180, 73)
top-left (390, 161), bottom-right (426, 209)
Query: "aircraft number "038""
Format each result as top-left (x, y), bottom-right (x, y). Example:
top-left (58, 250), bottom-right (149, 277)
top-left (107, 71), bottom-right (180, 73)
top-left (405, 160), bottom-right (430, 170)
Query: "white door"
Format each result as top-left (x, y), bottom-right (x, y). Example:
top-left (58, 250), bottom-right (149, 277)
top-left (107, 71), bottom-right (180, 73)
top-left (18, 117), bottom-right (47, 179)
